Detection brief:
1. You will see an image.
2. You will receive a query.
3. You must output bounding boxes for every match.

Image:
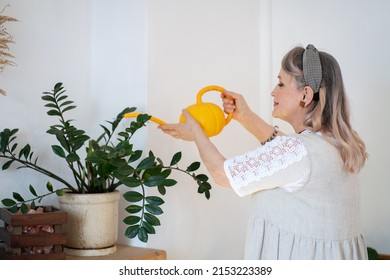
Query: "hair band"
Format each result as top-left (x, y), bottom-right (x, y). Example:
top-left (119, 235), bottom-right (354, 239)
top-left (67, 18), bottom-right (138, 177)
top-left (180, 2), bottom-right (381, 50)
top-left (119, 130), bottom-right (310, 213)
top-left (303, 44), bottom-right (322, 99)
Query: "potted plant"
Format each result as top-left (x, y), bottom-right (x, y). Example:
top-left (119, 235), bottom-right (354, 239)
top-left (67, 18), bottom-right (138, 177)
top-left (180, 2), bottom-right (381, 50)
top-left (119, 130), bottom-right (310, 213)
top-left (0, 82), bottom-right (212, 255)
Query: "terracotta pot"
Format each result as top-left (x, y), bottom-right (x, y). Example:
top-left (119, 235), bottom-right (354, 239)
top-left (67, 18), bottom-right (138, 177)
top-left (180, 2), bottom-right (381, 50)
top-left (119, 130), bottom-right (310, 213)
top-left (58, 191), bottom-right (120, 256)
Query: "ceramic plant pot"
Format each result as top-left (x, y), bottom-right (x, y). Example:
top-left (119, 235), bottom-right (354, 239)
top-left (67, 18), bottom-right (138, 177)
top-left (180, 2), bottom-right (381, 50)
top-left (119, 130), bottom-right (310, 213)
top-left (58, 191), bottom-right (120, 257)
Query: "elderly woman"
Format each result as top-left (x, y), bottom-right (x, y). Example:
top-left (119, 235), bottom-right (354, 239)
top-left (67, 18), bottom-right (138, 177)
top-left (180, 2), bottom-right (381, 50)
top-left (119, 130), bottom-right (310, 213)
top-left (159, 44), bottom-right (368, 260)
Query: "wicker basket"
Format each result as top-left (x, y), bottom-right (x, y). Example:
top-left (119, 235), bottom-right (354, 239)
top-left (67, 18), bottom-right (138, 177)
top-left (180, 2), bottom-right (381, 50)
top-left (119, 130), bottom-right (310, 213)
top-left (0, 206), bottom-right (67, 260)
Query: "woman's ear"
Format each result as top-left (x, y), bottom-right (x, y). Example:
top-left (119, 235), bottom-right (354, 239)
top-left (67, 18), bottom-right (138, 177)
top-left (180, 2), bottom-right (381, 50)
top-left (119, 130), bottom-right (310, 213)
top-left (300, 86), bottom-right (315, 107)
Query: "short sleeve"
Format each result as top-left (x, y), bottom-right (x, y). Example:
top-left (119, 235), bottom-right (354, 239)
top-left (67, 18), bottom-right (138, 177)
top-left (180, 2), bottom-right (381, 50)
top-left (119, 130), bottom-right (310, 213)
top-left (223, 136), bottom-right (310, 197)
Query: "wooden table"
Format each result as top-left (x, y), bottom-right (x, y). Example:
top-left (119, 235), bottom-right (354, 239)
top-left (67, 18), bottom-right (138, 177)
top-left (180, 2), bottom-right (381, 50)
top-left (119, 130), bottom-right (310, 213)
top-left (65, 244), bottom-right (166, 260)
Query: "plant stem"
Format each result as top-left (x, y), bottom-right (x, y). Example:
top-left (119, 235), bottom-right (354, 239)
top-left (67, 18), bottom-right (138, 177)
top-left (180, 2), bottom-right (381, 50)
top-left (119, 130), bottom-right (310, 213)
top-left (0, 154), bottom-right (77, 192)
top-left (165, 165), bottom-right (201, 183)
top-left (14, 188), bottom-right (68, 207)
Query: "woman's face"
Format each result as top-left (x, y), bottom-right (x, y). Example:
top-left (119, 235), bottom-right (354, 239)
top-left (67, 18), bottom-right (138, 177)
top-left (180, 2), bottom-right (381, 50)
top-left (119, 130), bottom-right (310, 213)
top-left (271, 69), bottom-right (304, 123)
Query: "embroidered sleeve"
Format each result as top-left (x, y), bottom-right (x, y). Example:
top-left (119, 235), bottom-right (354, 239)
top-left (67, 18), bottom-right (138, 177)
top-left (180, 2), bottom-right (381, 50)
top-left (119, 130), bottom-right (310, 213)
top-left (223, 136), bottom-right (310, 197)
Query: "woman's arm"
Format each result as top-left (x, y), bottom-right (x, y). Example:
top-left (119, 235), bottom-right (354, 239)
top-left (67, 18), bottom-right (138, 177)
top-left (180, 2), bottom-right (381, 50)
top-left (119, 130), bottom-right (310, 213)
top-left (222, 90), bottom-right (284, 143)
top-left (158, 110), bottom-right (231, 188)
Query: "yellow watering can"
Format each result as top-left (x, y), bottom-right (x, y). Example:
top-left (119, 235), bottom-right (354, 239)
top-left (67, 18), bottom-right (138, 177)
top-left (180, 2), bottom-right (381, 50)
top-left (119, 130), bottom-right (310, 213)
top-left (124, 85), bottom-right (233, 137)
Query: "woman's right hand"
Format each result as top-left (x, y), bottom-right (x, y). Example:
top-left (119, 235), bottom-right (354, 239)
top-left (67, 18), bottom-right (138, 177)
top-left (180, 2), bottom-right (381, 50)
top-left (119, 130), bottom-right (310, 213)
top-left (158, 109), bottom-right (204, 141)
top-left (221, 90), bottom-right (252, 123)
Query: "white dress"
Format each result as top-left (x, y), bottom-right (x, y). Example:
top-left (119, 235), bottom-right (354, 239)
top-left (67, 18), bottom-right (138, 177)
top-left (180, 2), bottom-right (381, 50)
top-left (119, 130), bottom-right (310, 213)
top-left (224, 131), bottom-right (367, 260)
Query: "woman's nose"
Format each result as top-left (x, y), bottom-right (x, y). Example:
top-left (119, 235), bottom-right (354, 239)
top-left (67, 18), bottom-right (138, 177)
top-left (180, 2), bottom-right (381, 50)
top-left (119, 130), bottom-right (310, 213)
top-left (271, 86), bottom-right (277, 97)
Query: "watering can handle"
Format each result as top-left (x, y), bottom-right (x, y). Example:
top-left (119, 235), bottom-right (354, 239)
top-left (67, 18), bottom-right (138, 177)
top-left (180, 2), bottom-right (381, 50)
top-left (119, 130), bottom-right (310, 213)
top-left (196, 85), bottom-right (234, 125)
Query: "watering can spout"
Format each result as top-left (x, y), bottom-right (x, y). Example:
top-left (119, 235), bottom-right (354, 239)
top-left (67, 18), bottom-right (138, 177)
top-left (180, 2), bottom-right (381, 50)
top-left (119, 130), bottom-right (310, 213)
top-left (123, 112), bottom-right (166, 125)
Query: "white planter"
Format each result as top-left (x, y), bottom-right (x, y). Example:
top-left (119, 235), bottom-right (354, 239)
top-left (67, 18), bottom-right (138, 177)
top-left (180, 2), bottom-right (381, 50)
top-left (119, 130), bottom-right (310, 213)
top-left (58, 191), bottom-right (120, 256)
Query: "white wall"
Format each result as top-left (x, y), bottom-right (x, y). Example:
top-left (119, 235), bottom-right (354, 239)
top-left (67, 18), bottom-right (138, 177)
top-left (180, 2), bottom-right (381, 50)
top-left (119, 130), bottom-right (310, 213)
top-left (1, 0), bottom-right (389, 259)
top-left (0, 0), bottom-right (94, 210)
top-left (146, 0), bottom-right (259, 259)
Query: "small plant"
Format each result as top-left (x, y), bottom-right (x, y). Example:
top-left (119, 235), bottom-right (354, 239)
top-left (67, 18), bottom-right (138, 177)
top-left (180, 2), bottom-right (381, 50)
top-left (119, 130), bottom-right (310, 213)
top-left (0, 5), bottom-right (17, 95)
top-left (0, 82), bottom-right (212, 242)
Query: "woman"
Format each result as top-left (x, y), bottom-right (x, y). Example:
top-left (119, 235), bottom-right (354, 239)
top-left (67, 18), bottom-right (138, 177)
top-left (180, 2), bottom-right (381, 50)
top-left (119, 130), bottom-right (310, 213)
top-left (159, 44), bottom-right (368, 260)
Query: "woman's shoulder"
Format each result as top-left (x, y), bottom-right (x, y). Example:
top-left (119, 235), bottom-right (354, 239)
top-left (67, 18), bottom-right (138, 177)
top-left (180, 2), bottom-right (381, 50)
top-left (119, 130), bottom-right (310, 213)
top-left (288, 130), bottom-right (324, 143)
top-left (290, 130), bottom-right (340, 160)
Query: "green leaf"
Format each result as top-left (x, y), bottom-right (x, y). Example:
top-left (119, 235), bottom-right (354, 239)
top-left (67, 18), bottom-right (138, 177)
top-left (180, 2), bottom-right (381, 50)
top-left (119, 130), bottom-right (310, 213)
top-left (121, 177), bottom-right (141, 188)
top-left (125, 205), bottom-right (142, 214)
top-left (145, 196), bottom-right (164, 206)
top-left (20, 203), bottom-right (28, 214)
top-left (54, 82), bottom-right (64, 91)
top-left (160, 169), bottom-right (172, 178)
top-left (142, 222), bottom-right (156, 234)
top-left (186, 161), bottom-right (201, 172)
top-left (47, 109), bottom-right (61, 116)
top-left (10, 128), bottom-right (19, 136)
top-left (29, 185), bottom-right (38, 196)
top-left (10, 143), bottom-right (17, 152)
top-left (125, 225), bottom-right (140, 239)
top-left (23, 144), bottom-right (31, 159)
top-left (196, 174), bottom-right (209, 182)
top-left (205, 190), bottom-right (211, 200)
top-left (170, 151), bottom-right (182, 166)
top-left (129, 150), bottom-right (142, 162)
top-left (57, 95), bottom-right (68, 103)
top-left (46, 181), bottom-right (53, 192)
top-left (143, 175), bottom-right (165, 187)
top-left (9, 205), bottom-right (18, 213)
top-left (1, 198), bottom-right (16, 207)
top-left (123, 215), bottom-right (141, 225)
top-left (198, 182), bottom-right (212, 200)
top-left (109, 158), bottom-right (127, 167)
top-left (44, 103), bottom-right (58, 109)
top-left (163, 179), bottom-right (177, 187)
top-left (145, 204), bottom-right (163, 215)
top-left (142, 166), bottom-right (162, 178)
top-left (100, 124), bottom-right (111, 135)
top-left (137, 114), bottom-right (152, 124)
top-left (66, 153), bottom-right (80, 163)
top-left (85, 153), bottom-right (106, 164)
top-left (123, 191), bottom-right (143, 202)
top-left (52, 145), bottom-right (66, 158)
top-left (62, 105), bottom-right (77, 113)
top-left (118, 132), bottom-right (129, 139)
top-left (59, 100), bottom-right (74, 107)
top-left (120, 107), bottom-right (136, 117)
top-left (137, 156), bottom-right (155, 170)
top-left (12, 192), bottom-right (24, 202)
top-left (56, 189), bottom-right (65, 196)
top-left (144, 213), bottom-right (161, 226)
top-left (114, 165), bottom-right (135, 177)
top-left (2, 159), bottom-right (14, 170)
top-left (157, 185), bottom-right (166, 195)
top-left (138, 227), bottom-right (148, 243)
top-left (41, 95), bottom-right (56, 103)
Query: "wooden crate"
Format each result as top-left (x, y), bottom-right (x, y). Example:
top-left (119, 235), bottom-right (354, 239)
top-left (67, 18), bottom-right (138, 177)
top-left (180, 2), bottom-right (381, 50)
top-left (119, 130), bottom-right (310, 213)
top-left (0, 206), bottom-right (67, 260)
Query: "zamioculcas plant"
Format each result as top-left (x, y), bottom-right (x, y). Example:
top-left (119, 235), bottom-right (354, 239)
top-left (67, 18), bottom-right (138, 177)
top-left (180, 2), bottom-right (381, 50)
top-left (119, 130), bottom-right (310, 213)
top-left (0, 82), bottom-right (212, 242)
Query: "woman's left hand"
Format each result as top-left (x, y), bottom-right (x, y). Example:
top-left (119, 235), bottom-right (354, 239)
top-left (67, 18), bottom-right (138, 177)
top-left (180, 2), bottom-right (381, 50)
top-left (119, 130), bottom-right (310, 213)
top-left (158, 109), bottom-right (203, 141)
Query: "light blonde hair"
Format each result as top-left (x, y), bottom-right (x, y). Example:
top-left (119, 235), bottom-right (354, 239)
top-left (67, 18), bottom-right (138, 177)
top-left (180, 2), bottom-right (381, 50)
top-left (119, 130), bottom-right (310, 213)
top-left (282, 46), bottom-right (367, 173)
